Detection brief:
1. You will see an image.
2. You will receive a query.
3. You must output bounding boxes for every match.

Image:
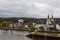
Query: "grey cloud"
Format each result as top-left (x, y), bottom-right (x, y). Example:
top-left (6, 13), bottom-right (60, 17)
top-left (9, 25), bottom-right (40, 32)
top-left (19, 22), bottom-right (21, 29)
top-left (37, 0), bottom-right (60, 7)
top-left (0, 0), bottom-right (60, 18)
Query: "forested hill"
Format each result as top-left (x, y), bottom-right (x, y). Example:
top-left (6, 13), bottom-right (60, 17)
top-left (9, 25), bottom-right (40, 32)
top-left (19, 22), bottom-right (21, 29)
top-left (0, 17), bottom-right (60, 24)
top-left (0, 17), bottom-right (38, 23)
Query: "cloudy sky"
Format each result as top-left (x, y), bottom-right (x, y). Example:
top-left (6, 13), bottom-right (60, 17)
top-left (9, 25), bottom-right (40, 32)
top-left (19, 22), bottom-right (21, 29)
top-left (0, 0), bottom-right (60, 18)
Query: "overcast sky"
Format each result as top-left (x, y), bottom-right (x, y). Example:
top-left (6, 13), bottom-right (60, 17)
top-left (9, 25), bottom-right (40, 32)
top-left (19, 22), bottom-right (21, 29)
top-left (0, 0), bottom-right (60, 18)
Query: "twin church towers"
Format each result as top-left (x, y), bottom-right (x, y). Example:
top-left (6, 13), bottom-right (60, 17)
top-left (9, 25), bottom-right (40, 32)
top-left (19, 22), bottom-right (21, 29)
top-left (46, 14), bottom-right (54, 25)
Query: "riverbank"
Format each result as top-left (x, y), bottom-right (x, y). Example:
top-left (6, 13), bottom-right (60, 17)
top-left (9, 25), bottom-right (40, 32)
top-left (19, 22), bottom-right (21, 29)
top-left (26, 32), bottom-right (60, 40)
top-left (0, 28), bottom-right (29, 31)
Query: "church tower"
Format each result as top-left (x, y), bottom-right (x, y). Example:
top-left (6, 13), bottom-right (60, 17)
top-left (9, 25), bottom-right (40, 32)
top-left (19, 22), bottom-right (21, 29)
top-left (46, 14), bottom-right (52, 25)
top-left (51, 14), bottom-right (55, 25)
top-left (51, 14), bottom-right (54, 22)
top-left (48, 14), bottom-right (49, 19)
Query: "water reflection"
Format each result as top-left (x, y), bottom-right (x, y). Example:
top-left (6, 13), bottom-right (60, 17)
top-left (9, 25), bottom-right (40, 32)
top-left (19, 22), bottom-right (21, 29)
top-left (0, 30), bottom-right (31, 40)
top-left (0, 30), bottom-right (49, 40)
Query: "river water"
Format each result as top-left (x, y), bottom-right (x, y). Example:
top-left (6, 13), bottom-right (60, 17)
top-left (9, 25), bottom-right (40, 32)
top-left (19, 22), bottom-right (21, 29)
top-left (0, 30), bottom-right (31, 40)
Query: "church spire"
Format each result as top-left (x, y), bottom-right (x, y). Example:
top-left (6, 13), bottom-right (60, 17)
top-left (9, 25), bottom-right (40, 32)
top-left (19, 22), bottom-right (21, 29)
top-left (52, 14), bottom-right (53, 19)
top-left (51, 14), bottom-right (54, 22)
top-left (48, 14), bottom-right (49, 18)
top-left (46, 14), bottom-right (52, 25)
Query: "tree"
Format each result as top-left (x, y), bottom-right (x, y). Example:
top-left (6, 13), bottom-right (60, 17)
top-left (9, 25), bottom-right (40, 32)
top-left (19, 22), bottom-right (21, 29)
top-left (28, 24), bottom-right (35, 31)
top-left (2, 21), bottom-right (9, 28)
top-left (2, 21), bottom-right (7, 28)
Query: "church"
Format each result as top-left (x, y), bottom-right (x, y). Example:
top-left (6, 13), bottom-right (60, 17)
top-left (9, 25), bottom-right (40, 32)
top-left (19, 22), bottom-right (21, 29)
top-left (37, 14), bottom-right (60, 25)
top-left (46, 14), bottom-right (54, 25)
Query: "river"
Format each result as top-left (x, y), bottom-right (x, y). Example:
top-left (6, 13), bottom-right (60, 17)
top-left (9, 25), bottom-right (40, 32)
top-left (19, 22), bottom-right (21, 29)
top-left (0, 30), bottom-right (31, 40)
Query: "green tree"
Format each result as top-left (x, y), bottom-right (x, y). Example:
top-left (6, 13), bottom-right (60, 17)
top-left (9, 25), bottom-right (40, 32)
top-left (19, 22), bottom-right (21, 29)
top-left (1, 21), bottom-right (10, 28)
